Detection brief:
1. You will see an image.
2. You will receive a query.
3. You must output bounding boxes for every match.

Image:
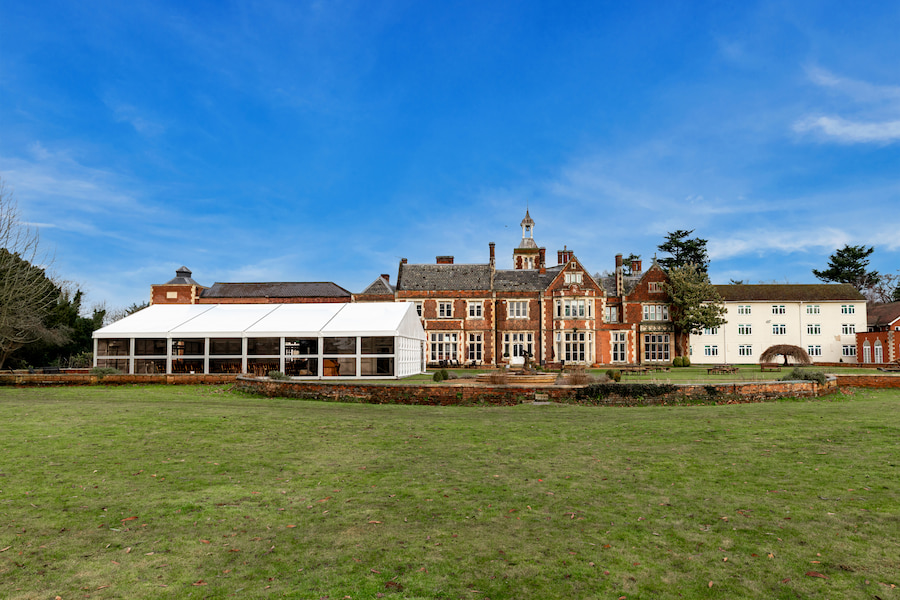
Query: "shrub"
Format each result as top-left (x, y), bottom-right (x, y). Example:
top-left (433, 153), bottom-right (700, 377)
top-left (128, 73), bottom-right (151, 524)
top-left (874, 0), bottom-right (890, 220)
top-left (605, 369), bottom-right (622, 382)
top-left (781, 368), bottom-right (826, 385)
top-left (90, 367), bottom-right (121, 379)
top-left (672, 356), bottom-right (683, 368)
top-left (433, 371), bottom-right (444, 382)
top-left (682, 356), bottom-right (691, 367)
top-left (440, 368), bottom-right (449, 381)
top-left (267, 370), bottom-right (290, 380)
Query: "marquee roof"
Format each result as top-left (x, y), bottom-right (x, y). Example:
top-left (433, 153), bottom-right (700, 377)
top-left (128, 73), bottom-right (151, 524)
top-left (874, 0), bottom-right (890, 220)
top-left (94, 303), bottom-right (426, 340)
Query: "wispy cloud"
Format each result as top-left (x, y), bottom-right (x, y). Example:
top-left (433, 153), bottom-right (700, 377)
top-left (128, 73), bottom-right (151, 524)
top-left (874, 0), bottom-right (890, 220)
top-left (795, 67), bottom-right (900, 144)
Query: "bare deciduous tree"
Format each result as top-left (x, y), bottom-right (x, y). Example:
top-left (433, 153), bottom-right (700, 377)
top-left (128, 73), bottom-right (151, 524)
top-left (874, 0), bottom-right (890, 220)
top-left (0, 178), bottom-right (68, 368)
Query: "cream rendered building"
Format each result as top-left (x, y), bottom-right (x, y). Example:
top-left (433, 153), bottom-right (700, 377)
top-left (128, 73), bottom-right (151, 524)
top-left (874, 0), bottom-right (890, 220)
top-left (689, 284), bottom-right (867, 364)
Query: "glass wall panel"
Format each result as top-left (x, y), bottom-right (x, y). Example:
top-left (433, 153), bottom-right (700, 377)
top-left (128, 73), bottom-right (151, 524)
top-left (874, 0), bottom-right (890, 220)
top-left (97, 338), bottom-right (129, 356)
top-left (324, 337), bottom-right (356, 354)
top-left (361, 337), bottom-right (394, 354)
top-left (209, 358), bottom-right (242, 373)
top-left (285, 338), bottom-right (317, 355)
top-left (285, 357), bottom-right (318, 376)
top-left (172, 339), bottom-right (205, 356)
top-left (135, 339), bottom-right (166, 356)
top-left (360, 357), bottom-right (394, 376)
top-left (171, 358), bottom-right (204, 373)
top-left (209, 338), bottom-right (242, 355)
top-left (135, 358), bottom-right (166, 374)
top-left (247, 358), bottom-right (280, 376)
top-left (96, 358), bottom-right (128, 371)
top-left (248, 338), bottom-right (279, 355)
top-left (323, 357), bottom-right (355, 377)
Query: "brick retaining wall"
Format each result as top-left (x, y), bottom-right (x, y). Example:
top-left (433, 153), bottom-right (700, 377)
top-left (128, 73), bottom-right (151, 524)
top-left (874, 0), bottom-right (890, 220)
top-left (233, 377), bottom-right (828, 406)
top-left (833, 374), bottom-right (900, 388)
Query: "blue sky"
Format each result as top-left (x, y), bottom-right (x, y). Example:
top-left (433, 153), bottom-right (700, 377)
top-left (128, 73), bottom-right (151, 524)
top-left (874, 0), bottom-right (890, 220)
top-left (2, 0), bottom-right (899, 311)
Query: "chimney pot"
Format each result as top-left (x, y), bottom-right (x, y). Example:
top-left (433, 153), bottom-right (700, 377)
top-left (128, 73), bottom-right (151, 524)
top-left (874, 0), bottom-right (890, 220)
top-left (381, 274), bottom-right (390, 283)
top-left (436, 255), bottom-right (454, 265)
top-left (615, 254), bottom-right (623, 268)
top-left (632, 259), bottom-right (642, 273)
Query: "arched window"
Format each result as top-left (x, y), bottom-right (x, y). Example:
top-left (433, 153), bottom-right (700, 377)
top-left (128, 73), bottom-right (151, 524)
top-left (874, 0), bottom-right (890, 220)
top-left (874, 340), bottom-right (884, 363)
top-left (863, 340), bottom-right (871, 363)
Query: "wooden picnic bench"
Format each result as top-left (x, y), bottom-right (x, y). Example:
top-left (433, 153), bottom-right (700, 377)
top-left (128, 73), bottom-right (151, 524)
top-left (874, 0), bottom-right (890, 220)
top-left (759, 363), bottom-right (782, 372)
top-left (707, 365), bottom-right (738, 374)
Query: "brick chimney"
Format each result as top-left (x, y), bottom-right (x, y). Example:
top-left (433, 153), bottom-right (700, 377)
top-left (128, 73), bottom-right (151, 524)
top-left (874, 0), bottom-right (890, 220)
top-left (558, 246), bottom-right (572, 265)
top-left (615, 254), bottom-right (624, 297)
top-left (436, 256), bottom-right (454, 264)
top-left (401, 258), bottom-right (408, 264)
top-left (631, 259), bottom-right (642, 274)
top-left (381, 274), bottom-right (390, 283)
top-left (489, 242), bottom-right (495, 267)
top-left (538, 247), bottom-right (546, 274)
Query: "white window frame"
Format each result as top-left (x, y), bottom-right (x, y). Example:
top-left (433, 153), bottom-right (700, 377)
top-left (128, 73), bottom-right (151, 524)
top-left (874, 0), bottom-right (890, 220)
top-left (605, 305), bottom-right (619, 323)
top-left (704, 345), bottom-right (719, 357)
top-left (807, 323), bottom-right (821, 335)
top-left (772, 305), bottom-right (786, 315)
top-left (438, 301), bottom-right (453, 318)
top-left (467, 301), bottom-right (483, 319)
top-left (842, 344), bottom-right (857, 357)
top-left (841, 304), bottom-right (855, 315)
top-left (842, 323), bottom-right (856, 335)
top-left (738, 324), bottom-right (751, 335)
top-left (643, 304), bottom-right (669, 321)
top-left (737, 305), bottom-right (751, 315)
top-left (429, 332), bottom-right (458, 362)
top-left (649, 282), bottom-right (663, 293)
top-left (703, 327), bottom-right (719, 336)
top-left (467, 333), bottom-right (482, 362)
top-left (807, 345), bottom-right (822, 357)
top-left (772, 323), bottom-right (787, 335)
top-left (643, 334), bottom-right (670, 362)
top-left (564, 272), bottom-right (583, 285)
top-left (508, 300), bottom-right (528, 319)
top-left (413, 301), bottom-right (423, 317)
top-left (504, 332), bottom-right (533, 358)
top-left (738, 344), bottom-right (753, 357)
top-left (611, 332), bottom-right (626, 363)
top-left (806, 305), bottom-right (820, 315)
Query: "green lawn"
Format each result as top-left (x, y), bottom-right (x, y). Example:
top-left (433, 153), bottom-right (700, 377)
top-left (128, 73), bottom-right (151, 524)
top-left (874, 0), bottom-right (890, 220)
top-left (1, 385), bottom-right (898, 599)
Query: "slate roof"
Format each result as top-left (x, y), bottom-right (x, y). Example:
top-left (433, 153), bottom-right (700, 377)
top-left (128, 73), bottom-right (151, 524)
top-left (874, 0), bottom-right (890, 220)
top-left (398, 263), bottom-right (492, 291)
top-left (713, 284), bottom-right (865, 302)
top-left (200, 282), bottom-right (351, 299)
top-left (493, 266), bottom-right (562, 292)
top-left (360, 277), bottom-right (395, 295)
top-left (598, 275), bottom-right (643, 296)
top-left (867, 301), bottom-right (900, 328)
top-left (164, 266), bottom-right (201, 286)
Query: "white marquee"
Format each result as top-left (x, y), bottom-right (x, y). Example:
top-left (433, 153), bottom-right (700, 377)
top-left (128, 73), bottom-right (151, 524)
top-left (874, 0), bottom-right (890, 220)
top-left (93, 303), bottom-right (426, 379)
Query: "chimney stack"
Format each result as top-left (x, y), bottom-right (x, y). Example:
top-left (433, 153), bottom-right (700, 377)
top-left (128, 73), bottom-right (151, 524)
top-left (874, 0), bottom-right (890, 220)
top-left (631, 259), bottom-right (642, 273)
top-left (539, 248), bottom-right (546, 274)
top-left (436, 255), bottom-right (454, 264)
top-left (558, 246), bottom-right (572, 265)
top-left (489, 242), bottom-right (495, 267)
top-left (401, 258), bottom-right (408, 265)
top-left (381, 274), bottom-right (390, 283)
top-left (615, 254), bottom-right (623, 268)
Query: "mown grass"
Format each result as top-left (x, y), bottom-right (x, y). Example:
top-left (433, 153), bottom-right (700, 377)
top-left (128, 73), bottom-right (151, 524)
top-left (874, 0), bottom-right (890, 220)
top-left (0, 385), bottom-right (898, 599)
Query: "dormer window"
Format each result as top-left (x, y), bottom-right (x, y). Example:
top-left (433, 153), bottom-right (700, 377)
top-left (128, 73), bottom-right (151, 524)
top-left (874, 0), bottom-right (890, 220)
top-left (564, 272), bottom-right (582, 285)
top-left (649, 282), bottom-right (663, 293)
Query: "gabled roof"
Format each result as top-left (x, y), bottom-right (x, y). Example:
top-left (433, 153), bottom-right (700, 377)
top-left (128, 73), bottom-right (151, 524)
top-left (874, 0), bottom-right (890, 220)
top-left (360, 276), bottom-right (395, 295)
top-left (713, 284), bottom-right (865, 302)
top-left (493, 266), bottom-right (562, 292)
top-left (398, 263), bottom-right (492, 291)
top-left (200, 282), bottom-right (351, 299)
top-left (867, 301), bottom-right (900, 328)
